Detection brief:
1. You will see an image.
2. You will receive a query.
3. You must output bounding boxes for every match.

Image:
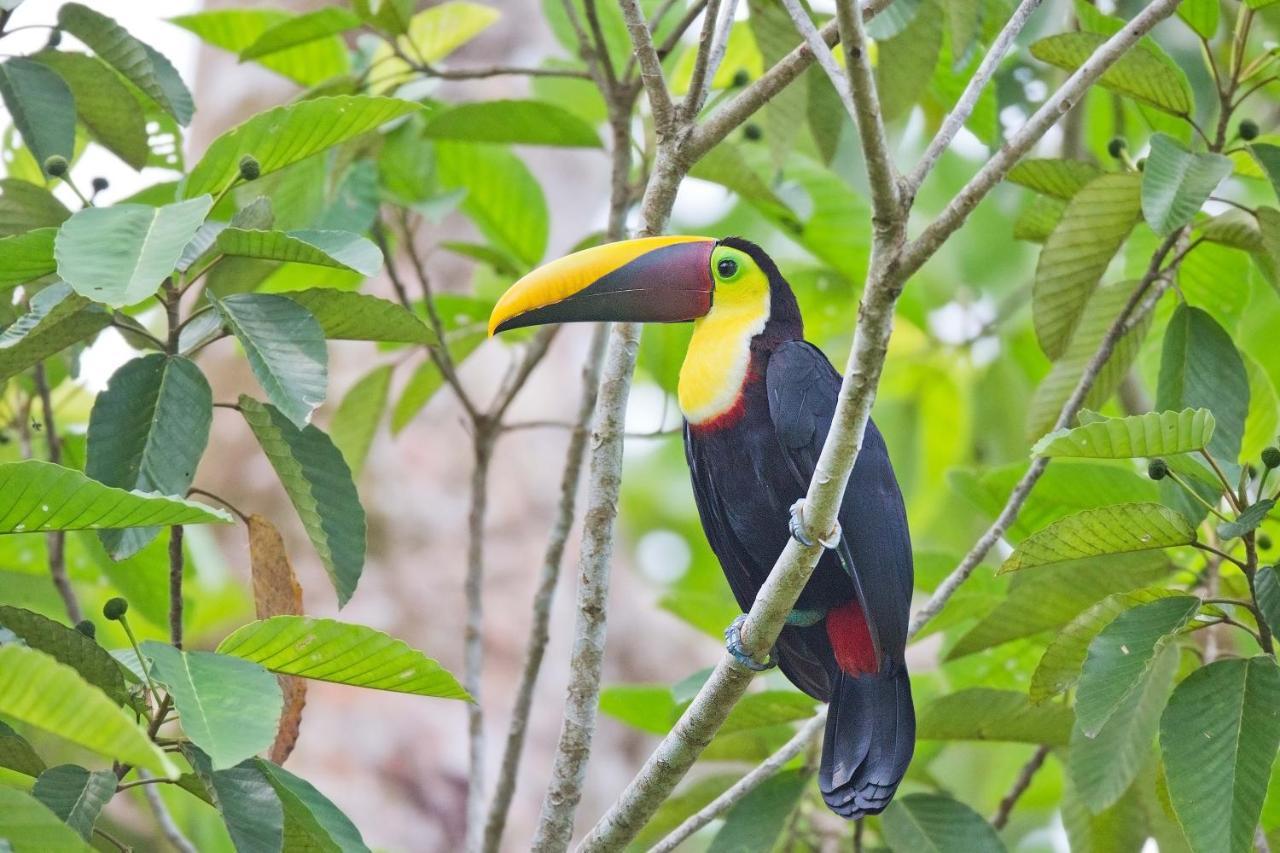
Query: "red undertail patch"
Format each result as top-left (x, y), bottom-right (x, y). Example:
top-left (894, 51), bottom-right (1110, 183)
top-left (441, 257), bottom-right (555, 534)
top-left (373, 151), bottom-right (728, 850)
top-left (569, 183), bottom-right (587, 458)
top-left (826, 600), bottom-right (879, 676)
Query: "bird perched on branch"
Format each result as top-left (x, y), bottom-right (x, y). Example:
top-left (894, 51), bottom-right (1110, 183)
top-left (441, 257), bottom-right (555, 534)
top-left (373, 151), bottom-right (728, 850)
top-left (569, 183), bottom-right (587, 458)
top-left (488, 236), bottom-right (914, 819)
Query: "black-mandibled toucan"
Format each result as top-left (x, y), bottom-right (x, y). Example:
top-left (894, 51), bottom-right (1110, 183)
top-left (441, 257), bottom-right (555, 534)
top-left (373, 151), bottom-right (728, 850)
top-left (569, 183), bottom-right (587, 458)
top-left (488, 236), bottom-right (914, 819)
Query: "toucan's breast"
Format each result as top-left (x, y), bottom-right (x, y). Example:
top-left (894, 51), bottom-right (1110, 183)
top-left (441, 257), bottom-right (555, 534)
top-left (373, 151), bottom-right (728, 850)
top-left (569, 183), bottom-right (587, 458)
top-left (678, 286), bottom-right (770, 426)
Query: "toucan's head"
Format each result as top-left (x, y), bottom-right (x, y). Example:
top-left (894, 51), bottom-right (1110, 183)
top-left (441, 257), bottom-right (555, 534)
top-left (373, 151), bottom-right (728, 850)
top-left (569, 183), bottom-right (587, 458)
top-left (487, 236), bottom-right (802, 339)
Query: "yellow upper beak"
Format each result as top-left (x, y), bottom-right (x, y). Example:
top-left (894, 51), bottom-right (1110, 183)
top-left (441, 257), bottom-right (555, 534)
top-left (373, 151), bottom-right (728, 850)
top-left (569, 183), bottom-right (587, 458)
top-left (488, 236), bottom-right (717, 336)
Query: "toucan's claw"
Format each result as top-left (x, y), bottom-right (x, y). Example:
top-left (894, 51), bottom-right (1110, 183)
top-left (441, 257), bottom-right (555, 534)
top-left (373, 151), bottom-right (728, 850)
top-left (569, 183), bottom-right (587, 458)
top-left (724, 615), bottom-right (776, 671)
top-left (790, 499), bottom-right (842, 549)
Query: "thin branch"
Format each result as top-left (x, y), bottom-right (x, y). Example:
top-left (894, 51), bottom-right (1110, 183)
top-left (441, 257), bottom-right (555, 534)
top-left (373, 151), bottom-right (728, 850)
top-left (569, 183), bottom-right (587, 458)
top-left (491, 327), bottom-right (559, 421)
top-left (650, 710), bottom-right (826, 853)
top-left (991, 745), bottom-right (1051, 830)
top-left (1193, 541), bottom-right (1249, 571)
top-left (464, 424), bottom-right (497, 853)
top-left (187, 487), bottom-right (250, 525)
top-left (780, 0), bottom-right (858, 120)
top-left (584, 0), bottom-right (620, 89)
top-left (652, 0), bottom-right (711, 64)
top-left (137, 770), bottom-right (198, 853)
top-left (413, 61), bottom-right (590, 80)
top-left (906, 0), bottom-right (1046, 194)
top-left (680, 0), bottom-right (725, 122)
top-left (168, 525), bottom-right (184, 649)
top-left (699, 0), bottom-right (739, 105)
top-left (32, 362), bottom-right (81, 624)
top-left (619, 0), bottom-right (677, 135)
top-left (834, 0), bottom-right (901, 221)
top-left (482, 325), bottom-right (610, 853)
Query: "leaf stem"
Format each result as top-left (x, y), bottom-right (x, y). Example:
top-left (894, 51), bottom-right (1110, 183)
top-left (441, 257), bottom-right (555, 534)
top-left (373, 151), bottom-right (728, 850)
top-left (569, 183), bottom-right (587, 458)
top-left (991, 744), bottom-right (1051, 829)
top-left (1200, 450), bottom-right (1243, 512)
top-left (187, 487), bottom-right (249, 524)
top-left (1192, 541), bottom-right (1248, 571)
top-left (168, 525), bottom-right (184, 649)
top-left (1166, 469), bottom-right (1232, 522)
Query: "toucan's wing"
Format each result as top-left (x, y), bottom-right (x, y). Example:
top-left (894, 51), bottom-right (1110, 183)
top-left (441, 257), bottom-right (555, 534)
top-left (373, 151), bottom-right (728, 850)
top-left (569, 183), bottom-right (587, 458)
top-left (765, 340), bottom-right (914, 659)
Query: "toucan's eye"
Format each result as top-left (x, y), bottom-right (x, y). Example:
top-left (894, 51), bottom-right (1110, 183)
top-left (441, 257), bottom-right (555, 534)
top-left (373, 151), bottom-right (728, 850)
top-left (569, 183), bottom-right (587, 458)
top-left (717, 258), bottom-right (738, 279)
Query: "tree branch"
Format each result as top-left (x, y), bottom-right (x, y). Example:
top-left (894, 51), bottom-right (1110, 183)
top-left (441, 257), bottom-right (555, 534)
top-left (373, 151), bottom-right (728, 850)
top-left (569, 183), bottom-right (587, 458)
top-left (905, 0), bottom-right (1046, 195)
top-left (32, 362), bottom-right (80, 624)
top-left (464, 424), bottom-right (497, 853)
top-left (137, 770), bottom-right (198, 853)
top-left (680, 0), bottom-right (725, 122)
top-left (834, 0), bottom-right (901, 220)
top-left (168, 525), bottom-right (184, 649)
top-left (619, 0), bottom-right (676, 135)
top-left (991, 745), bottom-right (1051, 830)
top-left (650, 710), bottom-right (827, 853)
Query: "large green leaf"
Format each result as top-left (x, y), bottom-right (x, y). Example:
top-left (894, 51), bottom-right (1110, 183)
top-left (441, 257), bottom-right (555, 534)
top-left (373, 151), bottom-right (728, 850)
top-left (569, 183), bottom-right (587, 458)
top-left (86, 354), bottom-right (212, 560)
top-left (1157, 304), bottom-right (1250, 470)
top-left (0, 178), bottom-right (70, 237)
top-left (183, 747), bottom-right (284, 853)
top-left (1252, 144), bottom-right (1280, 201)
top-left (31, 51), bottom-right (149, 171)
top-left (1161, 657), bottom-right (1280, 853)
top-left (330, 365), bottom-right (392, 477)
top-left (215, 229), bottom-right (383, 277)
top-left (1074, 595), bottom-right (1197, 737)
top-left (1142, 134), bottom-right (1232, 235)
top-left (183, 96), bottom-right (419, 199)
top-left (218, 616), bottom-right (470, 700)
top-left (142, 642), bottom-right (282, 771)
top-left (55, 196), bottom-right (213, 308)
top-left (882, 793), bottom-right (1006, 853)
top-left (1007, 159), bottom-right (1104, 199)
top-left (0, 606), bottom-right (128, 706)
top-left (1030, 587), bottom-right (1181, 703)
top-left (0, 227), bottom-right (57, 289)
top-left (1033, 409), bottom-right (1216, 459)
top-left (32, 765), bottom-right (116, 841)
top-left (1217, 498), bottom-right (1276, 540)
top-left (254, 759), bottom-right (370, 852)
top-left (1177, 0), bottom-right (1219, 37)
top-left (57, 3), bottom-right (192, 125)
top-left (917, 688), bottom-right (1073, 746)
top-left (0, 283), bottom-right (110, 382)
top-left (239, 397), bottom-right (365, 605)
top-left (435, 141), bottom-right (548, 268)
top-left (281, 290), bottom-right (431, 345)
top-left (873, 0), bottom-right (944, 124)
top-left (171, 8), bottom-right (348, 86)
top-left (422, 100), bottom-right (600, 147)
top-left (1062, 774), bottom-right (1151, 853)
top-left (1030, 32), bottom-right (1192, 116)
top-left (1069, 643), bottom-right (1178, 812)
top-left (0, 460), bottom-right (231, 534)
top-left (1000, 504), bottom-right (1196, 573)
top-left (0, 58), bottom-right (75, 167)
top-left (0, 721), bottom-right (46, 777)
top-left (214, 293), bottom-right (327, 428)
top-left (0, 788), bottom-right (92, 853)
top-left (240, 7), bottom-right (362, 59)
top-left (0, 644), bottom-right (175, 776)
top-left (1255, 566), bottom-right (1280, 639)
top-left (396, 1), bottom-right (500, 61)
top-left (1033, 172), bottom-right (1142, 359)
top-left (708, 769), bottom-right (808, 853)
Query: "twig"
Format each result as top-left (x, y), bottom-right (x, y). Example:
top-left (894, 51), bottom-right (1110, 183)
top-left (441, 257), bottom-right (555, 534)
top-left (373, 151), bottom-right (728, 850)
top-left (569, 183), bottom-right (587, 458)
top-left (464, 423), bottom-right (497, 853)
top-left (186, 487), bottom-right (250, 525)
top-left (905, 0), bottom-right (1046, 194)
top-left (491, 328), bottom-right (559, 420)
top-left (650, 710), bottom-right (826, 853)
top-left (137, 770), bottom-right (198, 853)
top-left (413, 61), bottom-right (590, 80)
top-left (1193, 542), bottom-right (1249, 571)
top-left (619, 0), bottom-right (677, 135)
top-left (651, 0), bottom-right (710, 64)
top-left (835, 0), bottom-right (901, 221)
top-left (780, 0), bottom-right (859, 122)
top-left (679, 0), bottom-right (724, 122)
top-left (168, 526), bottom-right (184, 649)
top-left (583, 0), bottom-right (619, 89)
top-left (991, 745), bottom-right (1051, 829)
top-left (482, 326), bottom-right (610, 853)
top-left (92, 827), bottom-right (129, 852)
top-left (32, 362), bottom-right (80, 624)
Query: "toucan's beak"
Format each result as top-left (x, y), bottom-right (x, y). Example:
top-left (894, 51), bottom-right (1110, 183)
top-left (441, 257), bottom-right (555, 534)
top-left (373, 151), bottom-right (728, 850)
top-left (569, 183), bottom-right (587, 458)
top-left (488, 236), bottom-right (717, 336)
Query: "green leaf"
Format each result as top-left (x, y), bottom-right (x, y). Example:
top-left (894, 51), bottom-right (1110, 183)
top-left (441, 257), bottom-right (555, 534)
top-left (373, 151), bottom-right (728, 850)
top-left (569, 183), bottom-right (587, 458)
top-left (142, 642), bottom-right (282, 771)
top-left (1008, 159), bottom-right (1104, 199)
top-left (0, 460), bottom-right (231, 534)
top-left (722, 692), bottom-right (817, 735)
top-left (1161, 657), bottom-right (1280, 853)
top-left (874, 0), bottom-right (944, 124)
top-left (1012, 195), bottom-right (1067, 243)
top-left (1069, 643), bottom-right (1178, 812)
top-left (1252, 144), bottom-right (1280, 201)
top-left (58, 3), bottom-right (193, 125)
top-left (1001, 504), bottom-right (1196, 573)
top-left (435, 141), bottom-right (548, 268)
top-left (0, 721), bottom-right (46, 778)
top-left (1030, 32), bottom-right (1192, 116)
top-left (1075, 595), bottom-right (1198, 737)
top-left (1030, 587), bottom-right (1182, 703)
top-left (917, 688), bottom-right (1073, 746)
top-left (214, 293), bottom-right (327, 428)
top-left (240, 7), bottom-right (361, 59)
top-left (0, 58), bottom-right (75, 167)
top-left (183, 96), bottom-right (419, 199)
top-left (708, 769), bottom-right (808, 853)
top-left (31, 51), bottom-right (149, 171)
top-left (1033, 172), bottom-right (1142, 359)
top-left (0, 606), bottom-right (128, 706)
top-left (0, 227), bottom-right (56, 289)
top-left (689, 142), bottom-right (798, 225)
top-left (217, 616), bottom-right (470, 700)
top-left (1217, 498), bottom-right (1276, 540)
top-left (0, 179), bottom-right (70, 237)
top-left (1260, 567), bottom-right (1280, 640)
top-left (171, 8), bottom-right (348, 86)
top-left (32, 765), bottom-right (116, 841)
top-left (183, 747), bottom-right (284, 853)
top-left (86, 355), bottom-right (212, 559)
top-left (1032, 408), bottom-right (1216, 459)
top-left (397, 0), bottom-right (500, 62)
top-left (238, 397), bottom-right (366, 606)
top-left (1177, 0), bottom-right (1219, 38)
top-left (0, 788), bottom-right (92, 853)
top-left (330, 365), bottom-right (392, 477)
top-left (254, 759), bottom-right (370, 852)
top-left (1157, 304), bottom-right (1250, 469)
top-left (882, 793), bottom-right (1006, 853)
top-left (422, 99), bottom-right (600, 147)
top-left (0, 284), bottom-right (109, 383)
top-left (283, 289), bottom-right (432, 344)
top-left (55, 196), bottom-right (213, 308)
top-left (215, 229), bottom-right (383, 277)
top-left (1142, 133), bottom-right (1233, 235)
top-left (0, 644), bottom-right (175, 776)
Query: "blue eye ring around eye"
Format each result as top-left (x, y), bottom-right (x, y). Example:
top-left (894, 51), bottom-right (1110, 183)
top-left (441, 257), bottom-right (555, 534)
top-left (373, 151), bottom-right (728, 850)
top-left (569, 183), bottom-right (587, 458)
top-left (717, 258), bottom-right (738, 279)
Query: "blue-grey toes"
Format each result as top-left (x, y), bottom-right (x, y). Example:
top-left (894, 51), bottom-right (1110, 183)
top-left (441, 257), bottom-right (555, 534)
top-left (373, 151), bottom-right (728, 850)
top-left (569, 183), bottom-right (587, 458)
top-left (724, 614), bottom-right (775, 671)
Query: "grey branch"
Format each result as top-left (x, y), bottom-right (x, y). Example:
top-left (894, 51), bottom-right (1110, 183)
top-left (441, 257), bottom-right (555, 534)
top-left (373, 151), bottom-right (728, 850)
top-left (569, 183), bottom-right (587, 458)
top-left (834, 0), bottom-right (901, 219)
top-left (780, 0), bottom-right (858, 122)
top-left (619, 0), bottom-right (677, 134)
top-left (464, 428), bottom-right (496, 853)
top-left (905, 0), bottom-right (1047, 194)
top-left (991, 745), bottom-right (1051, 830)
top-left (650, 710), bottom-right (827, 853)
top-left (138, 770), bottom-right (198, 853)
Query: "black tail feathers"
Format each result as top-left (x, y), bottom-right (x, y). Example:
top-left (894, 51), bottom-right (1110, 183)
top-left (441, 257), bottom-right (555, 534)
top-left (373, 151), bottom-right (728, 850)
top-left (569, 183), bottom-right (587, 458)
top-left (819, 663), bottom-right (914, 819)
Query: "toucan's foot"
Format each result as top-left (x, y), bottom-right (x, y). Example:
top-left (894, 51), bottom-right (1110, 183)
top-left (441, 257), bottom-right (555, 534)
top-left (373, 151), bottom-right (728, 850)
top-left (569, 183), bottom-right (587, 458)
top-left (789, 499), bottom-right (842, 549)
top-left (724, 615), bottom-right (775, 671)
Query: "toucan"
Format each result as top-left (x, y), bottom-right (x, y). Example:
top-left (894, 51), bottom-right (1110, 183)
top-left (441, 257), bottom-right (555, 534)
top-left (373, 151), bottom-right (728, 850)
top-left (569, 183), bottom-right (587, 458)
top-left (488, 236), bottom-right (914, 819)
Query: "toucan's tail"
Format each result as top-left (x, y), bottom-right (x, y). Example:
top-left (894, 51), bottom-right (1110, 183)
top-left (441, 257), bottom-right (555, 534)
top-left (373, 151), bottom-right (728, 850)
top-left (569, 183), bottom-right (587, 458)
top-left (819, 663), bottom-right (914, 818)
